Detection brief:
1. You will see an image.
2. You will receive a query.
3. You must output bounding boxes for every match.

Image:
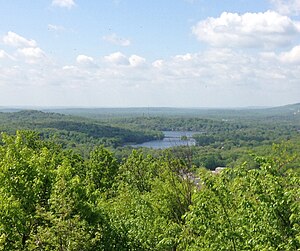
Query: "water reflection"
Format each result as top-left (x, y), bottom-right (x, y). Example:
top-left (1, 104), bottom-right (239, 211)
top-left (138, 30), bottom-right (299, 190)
top-left (131, 131), bottom-right (199, 149)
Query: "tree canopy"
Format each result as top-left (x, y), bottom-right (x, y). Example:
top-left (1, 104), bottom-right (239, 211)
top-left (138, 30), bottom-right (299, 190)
top-left (0, 130), bottom-right (299, 250)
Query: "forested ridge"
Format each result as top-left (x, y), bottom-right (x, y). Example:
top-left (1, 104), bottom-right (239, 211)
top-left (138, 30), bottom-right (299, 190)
top-left (0, 110), bottom-right (163, 150)
top-left (0, 107), bottom-right (300, 250)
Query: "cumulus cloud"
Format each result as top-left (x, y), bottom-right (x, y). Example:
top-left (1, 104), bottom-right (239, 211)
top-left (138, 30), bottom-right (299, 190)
top-left (279, 45), bottom-right (300, 63)
top-left (148, 49), bottom-right (282, 89)
top-left (104, 52), bottom-right (129, 65)
top-left (103, 33), bottom-right (131, 46)
top-left (174, 53), bottom-right (194, 62)
top-left (192, 11), bottom-right (300, 48)
top-left (103, 52), bottom-right (146, 67)
top-left (270, 0), bottom-right (300, 15)
top-left (129, 55), bottom-right (146, 67)
top-left (76, 54), bottom-right (97, 68)
top-left (146, 49), bottom-right (300, 106)
top-left (17, 47), bottom-right (46, 63)
top-left (3, 31), bottom-right (37, 48)
top-left (52, 0), bottom-right (75, 8)
top-left (1, 47), bottom-right (300, 107)
top-left (152, 59), bottom-right (164, 68)
top-left (76, 55), bottom-right (94, 64)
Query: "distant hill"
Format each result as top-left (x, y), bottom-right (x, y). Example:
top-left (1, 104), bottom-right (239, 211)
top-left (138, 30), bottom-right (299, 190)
top-left (266, 103), bottom-right (300, 113)
top-left (0, 110), bottom-right (162, 148)
top-left (39, 103), bottom-right (300, 121)
top-left (1, 102), bottom-right (300, 122)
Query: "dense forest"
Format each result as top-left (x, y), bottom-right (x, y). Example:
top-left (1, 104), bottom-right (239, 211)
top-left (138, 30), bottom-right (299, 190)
top-left (0, 110), bottom-right (163, 152)
top-left (0, 105), bottom-right (300, 250)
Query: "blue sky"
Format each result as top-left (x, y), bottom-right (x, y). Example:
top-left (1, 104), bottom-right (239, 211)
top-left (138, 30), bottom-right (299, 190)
top-left (0, 0), bottom-right (300, 107)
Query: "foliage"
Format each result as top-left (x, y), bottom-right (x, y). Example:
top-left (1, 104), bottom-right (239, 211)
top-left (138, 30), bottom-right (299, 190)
top-left (181, 147), bottom-right (300, 250)
top-left (0, 110), bottom-right (163, 151)
top-left (0, 130), bottom-right (299, 250)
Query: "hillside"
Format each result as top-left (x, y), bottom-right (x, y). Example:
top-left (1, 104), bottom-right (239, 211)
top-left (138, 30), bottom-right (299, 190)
top-left (0, 110), bottom-right (163, 150)
top-left (35, 103), bottom-right (300, 122)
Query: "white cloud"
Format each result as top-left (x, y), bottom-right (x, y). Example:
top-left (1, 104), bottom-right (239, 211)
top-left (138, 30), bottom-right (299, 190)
top-left (152, 59), bottom-right (164, 68)
top-left (76, 54), bottom-right (94, 64)
top-left (129, 55), bottom-right (146, 67)
top-left (174, 53), bottom-right (193, 62)
top-left (104, 52), bottom-right (129, 65)
top-left (103, 52), bottom-right (146, 67)
top-left (62, 65), bottom-right (76, 70)
top-left (270, 0), bottom-right (300, 15)
top-left (0, 50), bottom-right (14, 60)
top-left (48, 24), bottom-right (65, 32)
top-left (76, 54), bottom-right (97, 68)
top-left (3, 31), bottom-right (37, 48)
top-left (192, 11), bottom-right (300, 48)
top-left (0, 50), bottom-right (7, 59)
top-left (17, 47), bottom-right (46, 64)
top-left (1, 47), bottom-right (300, 107)
top-left (52, 0), bottom-right (75, 8)
top-left (103, 33), bottom-right (131, 46)
top-left (279, 45), bottom-right (300, 63)
top-left (145, 49), bottom-right (300, 106)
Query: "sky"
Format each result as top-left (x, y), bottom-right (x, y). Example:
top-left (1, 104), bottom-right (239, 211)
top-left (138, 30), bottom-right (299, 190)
top-left (0, 0), bottom-right (300, 108)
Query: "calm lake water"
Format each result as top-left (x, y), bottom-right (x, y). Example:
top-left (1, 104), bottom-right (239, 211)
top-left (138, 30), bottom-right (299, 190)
top-left (131, 131), bottom-right (200, 149)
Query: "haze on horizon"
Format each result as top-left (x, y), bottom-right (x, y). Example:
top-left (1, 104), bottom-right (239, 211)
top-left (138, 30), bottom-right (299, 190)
top-left (1, 0), bottom-right (300, 108)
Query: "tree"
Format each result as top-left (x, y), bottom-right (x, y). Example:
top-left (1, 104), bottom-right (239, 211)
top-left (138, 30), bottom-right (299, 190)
top-left (0, 131), bottom-right (60, 249)
top-left (87, 146), bottom-right (118, 194)
top-left (182, 147), bottom-right (300, 250)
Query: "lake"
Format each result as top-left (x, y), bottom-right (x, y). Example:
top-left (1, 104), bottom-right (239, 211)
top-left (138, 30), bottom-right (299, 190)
top-left (131, 131), bottom-right (200, 149)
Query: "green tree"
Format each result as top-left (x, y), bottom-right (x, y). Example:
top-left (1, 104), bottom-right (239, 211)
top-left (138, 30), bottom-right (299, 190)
top-left (182, 147), bottom-right (300, 250)
top-left (108, 152), bottom-right (194, 250)
top-left (0, 131), bottom-right (60, 249)
top-left (87, 146), bottom-right (119, 194)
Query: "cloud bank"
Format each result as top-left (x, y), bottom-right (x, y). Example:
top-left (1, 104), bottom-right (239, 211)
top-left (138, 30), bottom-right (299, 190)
top-left (270, 0), bottom-right (300, 15)
top-left (192, 11), bottom-right (300, 48)
top-left (3, 31), bottom-right (37, 48)
top-left (1, 2), bottom-right (300, 107)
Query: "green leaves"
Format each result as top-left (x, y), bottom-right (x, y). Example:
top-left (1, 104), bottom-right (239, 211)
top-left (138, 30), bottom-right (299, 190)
top-left (0, 130), bottom-right (299, 250)
top-left (182, 151), bottom-right (300, 250)
top-left (87, 146), bottom-right (118, 194)
top-left (0, 131), bottom-right (107, 250)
